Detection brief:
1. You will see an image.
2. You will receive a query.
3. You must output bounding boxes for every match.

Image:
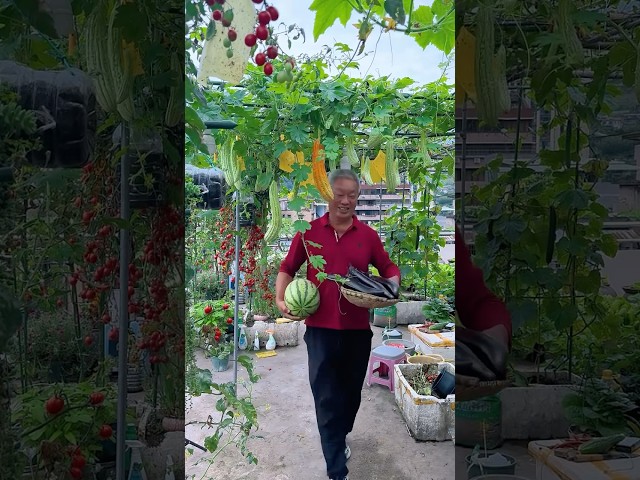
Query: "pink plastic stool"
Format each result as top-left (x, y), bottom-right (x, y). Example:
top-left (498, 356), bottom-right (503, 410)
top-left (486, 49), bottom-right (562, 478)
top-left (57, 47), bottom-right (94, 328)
top-left (366, 345), bottom-right (406, 391)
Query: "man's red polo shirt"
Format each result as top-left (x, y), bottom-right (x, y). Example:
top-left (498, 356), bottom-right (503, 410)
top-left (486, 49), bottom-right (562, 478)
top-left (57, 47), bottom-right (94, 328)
top-left (455, 227), bottom-right (512, 341)
top-left (279, 213), bottom-right (401, 330)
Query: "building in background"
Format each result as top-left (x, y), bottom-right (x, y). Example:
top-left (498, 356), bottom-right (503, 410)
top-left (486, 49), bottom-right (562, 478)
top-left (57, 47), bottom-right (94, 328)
top-left (456, 85), bottom-right (640, 247)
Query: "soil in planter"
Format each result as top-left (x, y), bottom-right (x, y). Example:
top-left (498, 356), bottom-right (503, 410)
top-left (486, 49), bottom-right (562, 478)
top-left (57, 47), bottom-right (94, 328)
top-left (407, 364), bottom-right (439, 396)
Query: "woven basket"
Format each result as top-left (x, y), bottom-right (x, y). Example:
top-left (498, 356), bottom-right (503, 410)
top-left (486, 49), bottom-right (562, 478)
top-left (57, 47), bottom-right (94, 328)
top-left (340, 286), bottom-right (401, 309)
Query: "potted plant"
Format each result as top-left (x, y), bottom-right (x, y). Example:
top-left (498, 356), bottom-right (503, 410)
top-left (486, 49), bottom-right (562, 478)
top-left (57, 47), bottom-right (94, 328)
top-left (12, 382), bottom-right (117, 479)
top-left (421, 295), bottom-right (455, 325)
top-left (190, 299), bottom-right (236, 371)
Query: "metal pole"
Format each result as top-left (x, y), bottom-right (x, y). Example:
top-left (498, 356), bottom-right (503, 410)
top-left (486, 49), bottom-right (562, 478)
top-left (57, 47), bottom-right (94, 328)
top-left (116, 123), bottom-right (130, 480)
top-left (460, 95), bottom-right (468, 234)
top-left (232, 195), bottom-right (240, 395)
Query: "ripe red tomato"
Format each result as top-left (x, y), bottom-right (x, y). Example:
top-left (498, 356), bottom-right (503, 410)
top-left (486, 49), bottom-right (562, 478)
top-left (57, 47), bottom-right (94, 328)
top-left (204, 305), bottom-right (213, 314)
top-left (264, 62), bottom-right (273, 76)
top-left (222, 303), bottom-right (230, 310)
top-left (257, 10), bottom-right (271, 25)
top-left (45, 396), bottom-right (64, 415)
top-left (256, 25), bottom-right (268, 41)
top-left (108, 328), bottom-right (119, 342)
top-left (89, 391), bottom-right (105, 405)
top-left (71, 454), bottom-right (86, 469)
top-left (228, 29), bottom-right (237, 41)
top-left (266, 45), bottom-right (278, 59)
top-left (99, 424), bottom-right (113, 439)
top-left (83, 336), bottom-right (93, 347)
top-left (212, 9), bottom-right (222, 21)
top-left (266, 6), bottom-right (279, 20)
top-left (69, 467), bottom-right (83, 479)
top-left (255, 52), bottom-right (266, 66)
top-left (226, 318), bottom-right (233, 324)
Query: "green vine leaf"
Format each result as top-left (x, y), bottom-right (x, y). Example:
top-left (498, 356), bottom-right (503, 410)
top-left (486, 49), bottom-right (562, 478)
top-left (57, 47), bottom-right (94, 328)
top-left (288, 197), bottom-right (306, 212)
top-left (384, 0), bottom-right (406, 25)
top-left (293, 220), bottom-right (311, 233)
top-left (309, 0), bottom-right (353, 41)
top-left (308, 255), bottom-right (326, 270)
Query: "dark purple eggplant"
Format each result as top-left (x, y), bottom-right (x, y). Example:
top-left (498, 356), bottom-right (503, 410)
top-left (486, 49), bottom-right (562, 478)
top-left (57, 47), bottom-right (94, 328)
top-left (456, 328), bottom-right (508, 380)
top-left (372, 275), bottom-right (400, 299)
top-left (456, 341), bottom-right (497, 381)
top-left (344, 266), bottom-right (396, 299)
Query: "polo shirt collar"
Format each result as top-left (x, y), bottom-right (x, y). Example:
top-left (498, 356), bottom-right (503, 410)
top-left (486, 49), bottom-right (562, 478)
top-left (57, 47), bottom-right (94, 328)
top-left (321, 212), bottom-right (359, 229)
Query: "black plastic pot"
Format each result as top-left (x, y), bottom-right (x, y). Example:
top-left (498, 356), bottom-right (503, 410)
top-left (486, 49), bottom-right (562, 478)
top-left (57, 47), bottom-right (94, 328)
top-left (0, 61), bottom-right (96, 169)
top-left (432, 369), bottom-right (455, 398)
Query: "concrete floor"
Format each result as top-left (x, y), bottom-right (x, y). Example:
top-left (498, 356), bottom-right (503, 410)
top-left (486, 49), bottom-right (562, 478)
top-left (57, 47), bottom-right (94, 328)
top-left (185, 324), bottom-right (455, 480)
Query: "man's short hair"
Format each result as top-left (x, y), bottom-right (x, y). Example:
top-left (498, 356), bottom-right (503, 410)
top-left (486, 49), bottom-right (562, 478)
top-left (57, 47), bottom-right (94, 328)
top-left (328, 169), bottom-right (360, 191)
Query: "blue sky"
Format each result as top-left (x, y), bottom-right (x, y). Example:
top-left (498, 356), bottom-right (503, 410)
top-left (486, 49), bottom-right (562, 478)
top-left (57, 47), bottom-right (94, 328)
top-left (262, 1), bottom-right (452, 86)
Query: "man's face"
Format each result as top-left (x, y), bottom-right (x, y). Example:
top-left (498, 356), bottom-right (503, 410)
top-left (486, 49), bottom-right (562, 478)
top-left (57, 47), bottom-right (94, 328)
top-left (329, 177), bottom-right (359, 220)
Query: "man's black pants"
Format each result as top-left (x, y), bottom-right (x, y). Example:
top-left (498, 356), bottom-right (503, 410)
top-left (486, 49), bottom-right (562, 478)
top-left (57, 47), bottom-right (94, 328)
top-left (304, 326), bottom-right (373, 479)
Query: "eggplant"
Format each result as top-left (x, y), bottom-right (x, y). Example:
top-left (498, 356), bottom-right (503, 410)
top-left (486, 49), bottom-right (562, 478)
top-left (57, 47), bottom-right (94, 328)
top-left (455, 341), bottom-right (497, 381)
top-left (456, 328), bottom-right (508, 380)
top-left (344, 266), bottom-right (396, 299)
top-left (372, 275), bottom-right (400, 299)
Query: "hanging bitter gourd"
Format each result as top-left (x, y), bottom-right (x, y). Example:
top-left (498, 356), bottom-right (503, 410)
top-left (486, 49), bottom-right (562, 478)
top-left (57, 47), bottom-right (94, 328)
top-left (107, 1), bottom-right (135, 121)
top-left (165, 52), bottom-right (183, 127)
top-left (345, 136), bottom-right (360, 166)
top-left (312, 139), bottom-right (334, 202)
top-left (474, 3), bottom-right (499, 127)
top-left (360, 153), bottom-right (374, 185)
top-left (385, 138), bottom-right (399, 192)
top-left (419, 131), bottom-right (432, 164)
top-left (557, 0), bottom-right (584, 65)
top-left (263, 180), bottom-right (282, 243)
top-left (83, 3), bottom-right (117, 113)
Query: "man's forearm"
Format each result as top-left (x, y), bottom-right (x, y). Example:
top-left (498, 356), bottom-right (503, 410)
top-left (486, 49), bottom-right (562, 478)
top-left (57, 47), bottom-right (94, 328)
top-left (275, 271), bottom-right (293, 301)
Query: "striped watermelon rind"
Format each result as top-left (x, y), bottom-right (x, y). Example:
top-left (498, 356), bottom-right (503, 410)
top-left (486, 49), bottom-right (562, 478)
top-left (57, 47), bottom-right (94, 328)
top-left (284, 279), bottom-right (320, 317)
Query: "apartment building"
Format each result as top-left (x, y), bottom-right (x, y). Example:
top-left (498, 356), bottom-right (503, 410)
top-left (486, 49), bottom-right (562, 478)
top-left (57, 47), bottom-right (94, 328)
top-left (278, 182), bottom-right (414, 228)
top-left (455, 86), bottom-right (640, 246)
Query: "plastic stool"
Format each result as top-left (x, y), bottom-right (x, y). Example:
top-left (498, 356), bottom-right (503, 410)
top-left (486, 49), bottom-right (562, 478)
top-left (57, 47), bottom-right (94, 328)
top-left (366, 345), bottom-right (406, 391)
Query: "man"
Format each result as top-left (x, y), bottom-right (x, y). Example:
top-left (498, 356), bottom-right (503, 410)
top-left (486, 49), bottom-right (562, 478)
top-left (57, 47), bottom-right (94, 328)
top-left (455, 227), bottom-right (511, 346)
top-left (455, 227), bottom-right (512, 386)
top-left (276, 169), bottom-right (400, 480)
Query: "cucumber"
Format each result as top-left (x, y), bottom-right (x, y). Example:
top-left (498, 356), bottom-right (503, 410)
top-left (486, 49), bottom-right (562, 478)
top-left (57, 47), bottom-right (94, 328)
top-left (429, 322), bottom-right (449, 331)
top-left (578, 434), bottom-right (625, 454)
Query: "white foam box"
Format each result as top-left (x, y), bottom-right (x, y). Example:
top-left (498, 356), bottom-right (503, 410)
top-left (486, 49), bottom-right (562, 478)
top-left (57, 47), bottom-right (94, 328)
top-left (393, 362), bottom-right (455, 442)
top-left (528, 439), bottom-right (640, 479)
top-left (408, 324), bottom-right (455, 362)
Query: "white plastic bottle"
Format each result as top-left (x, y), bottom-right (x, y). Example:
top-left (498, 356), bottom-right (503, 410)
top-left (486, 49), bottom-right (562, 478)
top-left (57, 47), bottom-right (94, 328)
top-left (253, 330), bottom-right (260, 351)
top-left (266, 330), bottom-right (276, 351)
top-left (238, 324), bottom-right (248, 350)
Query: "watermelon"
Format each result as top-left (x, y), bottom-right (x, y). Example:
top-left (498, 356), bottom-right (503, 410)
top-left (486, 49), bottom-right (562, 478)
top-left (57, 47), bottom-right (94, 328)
top-left (284, 278), bottom-right (320, 317)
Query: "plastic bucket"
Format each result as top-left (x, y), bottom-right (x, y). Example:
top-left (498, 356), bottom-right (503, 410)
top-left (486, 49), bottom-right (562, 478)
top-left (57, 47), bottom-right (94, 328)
top-left (407, 354), bottom-right (444, 365)
top-left (383, 339), bottom-right (416, 355)
top-left (465, 453), bottom-right (516, 479)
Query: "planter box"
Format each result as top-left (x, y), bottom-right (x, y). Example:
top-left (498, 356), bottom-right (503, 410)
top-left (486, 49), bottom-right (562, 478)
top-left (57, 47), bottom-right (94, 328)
top-left (393, 363), bottom-right (455, 441)
top-left (499, 369), bottom-right (581, 440)
top-left (244, 320), bottom-right (300, 348)
top-left (395, 301), bottom-right (428, 325)
top-left (408, 324), bottom-right (454, 362)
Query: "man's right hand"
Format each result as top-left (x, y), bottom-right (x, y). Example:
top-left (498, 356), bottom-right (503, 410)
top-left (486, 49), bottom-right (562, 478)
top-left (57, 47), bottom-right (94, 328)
top-left (276, 298), bottom-right (299, 320)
